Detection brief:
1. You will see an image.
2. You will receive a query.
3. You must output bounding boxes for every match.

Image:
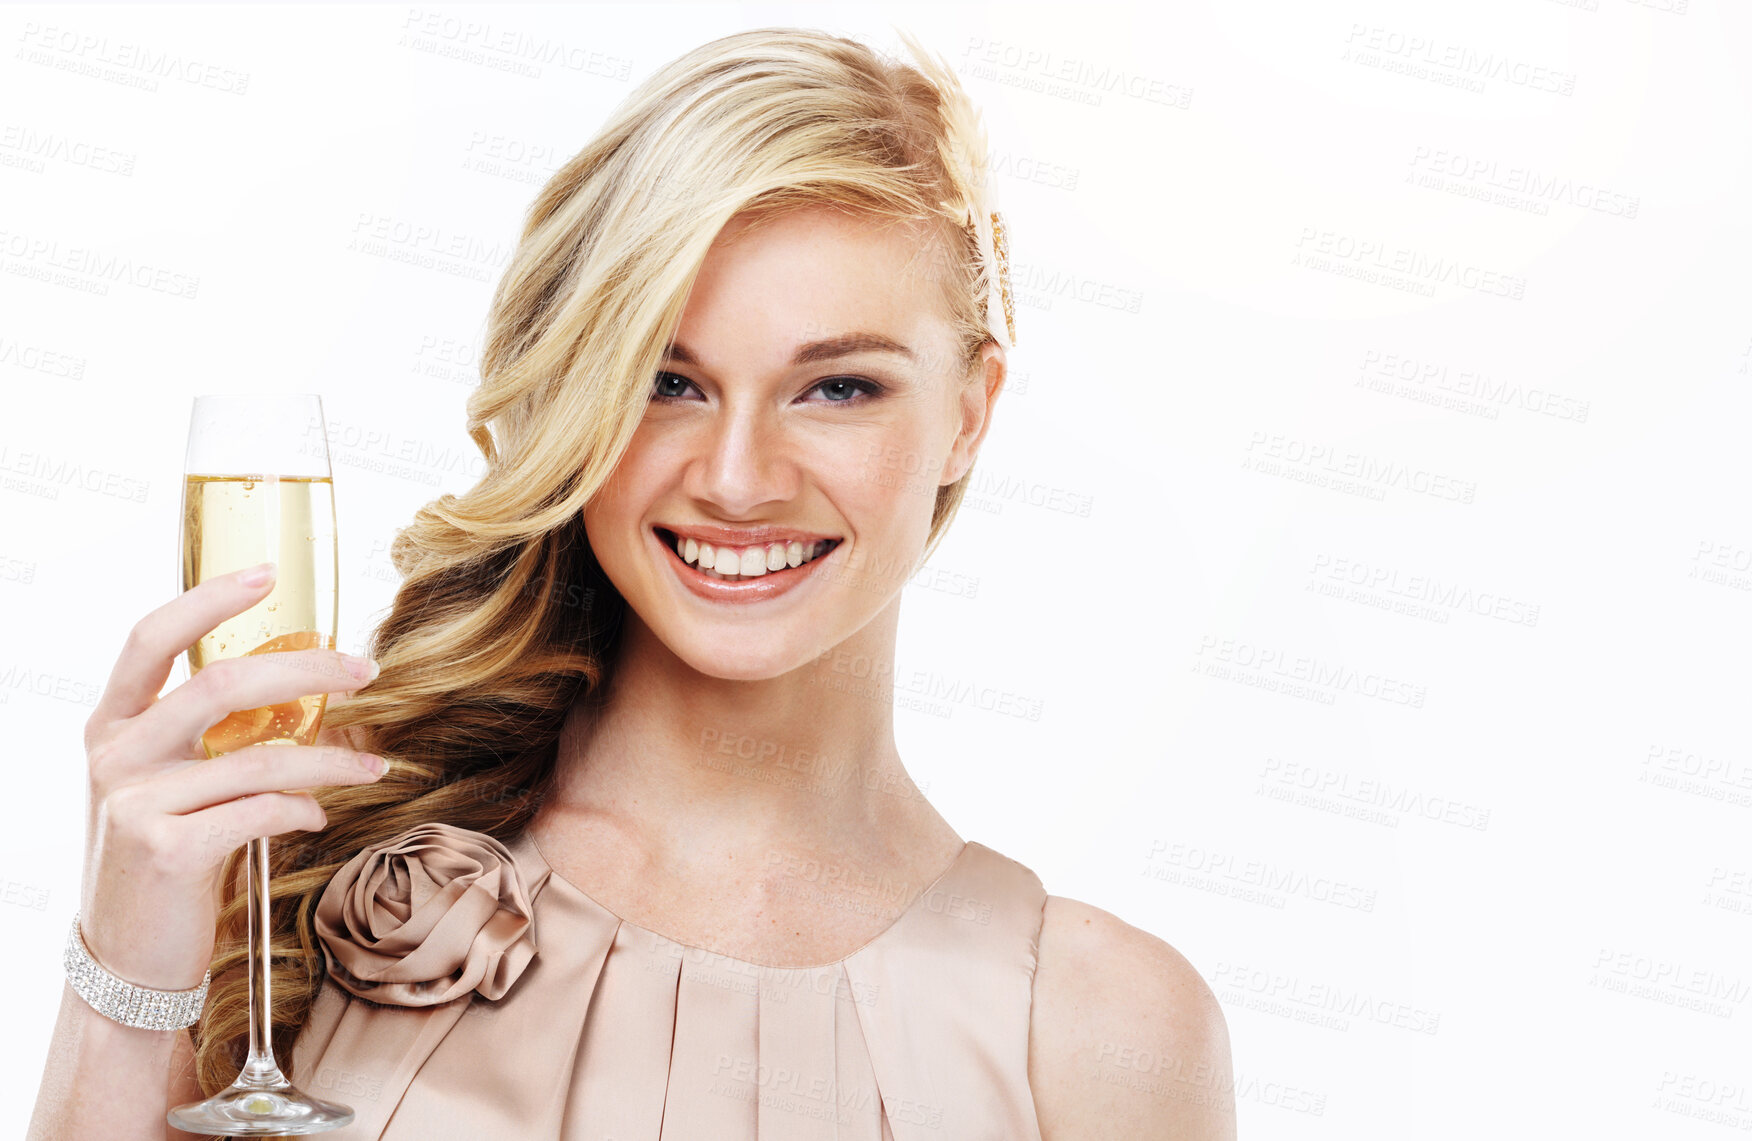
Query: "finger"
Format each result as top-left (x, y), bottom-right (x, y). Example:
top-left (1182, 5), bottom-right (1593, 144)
top-left (146, 744), bottom-right (385, 817)
top-left (312, 697), bottom-right (365, 751)
top-left (91, 563), bottom-right (280, 725)
top-left (132, 648), bottom-right (377, 758)
top-left (180, 791), bottom-right (329, 865)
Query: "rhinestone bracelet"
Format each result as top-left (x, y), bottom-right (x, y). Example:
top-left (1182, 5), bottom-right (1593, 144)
top-left (63, 910), bottom-right (211, 1031)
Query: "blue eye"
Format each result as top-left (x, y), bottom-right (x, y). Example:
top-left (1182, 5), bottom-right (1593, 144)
top-left (648, 372), bottom-right (885, 405)
top-left (652, 372), bottom-right (694, 400)
top-left (808, 377), bottom-right (884, 403)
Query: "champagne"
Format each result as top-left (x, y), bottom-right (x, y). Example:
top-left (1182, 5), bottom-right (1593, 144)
top-left (181, 474), bottom-right (338, 756)
top-left (168, 395), bottom-right (357, 1133)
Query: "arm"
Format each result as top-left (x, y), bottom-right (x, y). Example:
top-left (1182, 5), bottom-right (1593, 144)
top-left (30, 850), bottom-right (250, 1141)
top-left (1028, 895), bottom-right (1237, 1140)
top-left (25, 983), bottom-right (200, 1141)
top-left (29, 708), bottom-right (363, 1140)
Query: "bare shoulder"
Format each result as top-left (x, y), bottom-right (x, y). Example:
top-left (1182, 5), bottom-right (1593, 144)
top-left (1028, 894), bottom-right (1236, 1140)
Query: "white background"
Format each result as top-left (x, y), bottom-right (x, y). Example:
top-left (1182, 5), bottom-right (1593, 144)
top-left (3, 2), bottom-right (1749, 1137)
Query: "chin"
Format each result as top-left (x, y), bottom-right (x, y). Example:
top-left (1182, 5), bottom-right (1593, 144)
top-left (672, 640), bottom-right (813, 682)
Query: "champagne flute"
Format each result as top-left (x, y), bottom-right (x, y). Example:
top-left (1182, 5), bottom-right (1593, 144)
top-left (166, 393), bottom-right (354, 1134)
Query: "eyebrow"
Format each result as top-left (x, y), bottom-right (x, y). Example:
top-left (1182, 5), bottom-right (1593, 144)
top-left (663, 332), bottom-right (916, 368)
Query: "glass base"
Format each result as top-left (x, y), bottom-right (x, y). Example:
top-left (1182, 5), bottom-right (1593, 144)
top-left (167, 1070), bottom-right (354, 1135)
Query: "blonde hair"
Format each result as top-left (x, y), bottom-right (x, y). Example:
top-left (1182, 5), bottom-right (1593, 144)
top-left (188, 25), bottom-right (1014, 1109)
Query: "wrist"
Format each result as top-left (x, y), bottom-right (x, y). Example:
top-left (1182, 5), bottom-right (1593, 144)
top-left (64, 911), bottom-right (212, 1031)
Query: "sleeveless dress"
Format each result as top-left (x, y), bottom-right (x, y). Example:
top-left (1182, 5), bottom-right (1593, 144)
top-left (287, 821), bottom-right (1049, 1139)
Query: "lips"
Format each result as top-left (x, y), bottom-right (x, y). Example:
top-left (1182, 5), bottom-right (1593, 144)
top-left (651, 525), bottom-right (842, 604)
top-left (654, 527), bottom-right (841, 577)
top-left (653, 523), bottom-right (842, 547)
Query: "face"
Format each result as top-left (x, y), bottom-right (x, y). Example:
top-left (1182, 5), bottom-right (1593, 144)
top-left (582, 204), bottom-right (1005, 680)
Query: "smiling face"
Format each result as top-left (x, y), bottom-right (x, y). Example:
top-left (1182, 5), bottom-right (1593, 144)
top-left (582, 204), bottom-right (1003, 681)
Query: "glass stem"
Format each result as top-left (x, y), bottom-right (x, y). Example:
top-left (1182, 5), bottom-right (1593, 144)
top-left (238, 833), bottom-right (288, 1086)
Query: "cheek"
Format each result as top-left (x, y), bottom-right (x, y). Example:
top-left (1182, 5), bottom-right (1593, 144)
top-left (829, 434), bottom-right (941, 537)
top-left (582, 460), bottom-right (649, 562)
top-left (594, 433), bottom-right (668, 514)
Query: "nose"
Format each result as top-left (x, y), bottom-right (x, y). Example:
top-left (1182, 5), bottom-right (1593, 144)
top-left (681, 400), bottom-right (801, 517)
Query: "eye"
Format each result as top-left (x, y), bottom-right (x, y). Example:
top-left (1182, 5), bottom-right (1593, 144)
top-left (805, 377), bottom-right (885, 404)
top-left (647, 372), bottom-right (886, 405)
top-left (651, 371), bottom-right (697, 401)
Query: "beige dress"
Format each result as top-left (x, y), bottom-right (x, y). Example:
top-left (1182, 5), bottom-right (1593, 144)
top-left (288, 821), bottom-right (1049, 1138)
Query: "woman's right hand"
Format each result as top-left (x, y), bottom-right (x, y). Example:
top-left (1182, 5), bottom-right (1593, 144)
top-left (76, 563), bottom-right (388, 992)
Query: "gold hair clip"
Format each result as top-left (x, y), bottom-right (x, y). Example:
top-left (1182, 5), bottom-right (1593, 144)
top-left (990, 210), bottom-right (1016, 346)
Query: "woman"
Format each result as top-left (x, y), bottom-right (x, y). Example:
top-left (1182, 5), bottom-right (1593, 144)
top-left (33, 27), bottom-right (1233, 1140)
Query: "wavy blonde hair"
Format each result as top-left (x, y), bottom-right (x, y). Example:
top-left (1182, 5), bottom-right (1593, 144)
top-left (186, 25), bottom-right (1014, 1111)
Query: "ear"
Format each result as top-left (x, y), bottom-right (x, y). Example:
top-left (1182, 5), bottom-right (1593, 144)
top-left (940, 340), bottom-right (1007, 487)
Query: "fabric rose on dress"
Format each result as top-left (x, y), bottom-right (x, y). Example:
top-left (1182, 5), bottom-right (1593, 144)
top-left (315, 821), bottom-right (538, 1007)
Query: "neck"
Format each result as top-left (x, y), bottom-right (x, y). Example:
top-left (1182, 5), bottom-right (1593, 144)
top-left (548, 599), bottom-right (945, 865)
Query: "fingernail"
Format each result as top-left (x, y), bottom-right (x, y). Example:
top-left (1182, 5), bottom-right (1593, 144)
top-left (360, 753), bottom-right (386, 776)
top-left (341, 653), bottom-right (381, 682)
top-left (239, 562), bottom-right (276, 587)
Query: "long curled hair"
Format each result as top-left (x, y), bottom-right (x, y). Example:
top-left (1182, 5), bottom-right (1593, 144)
top-left (186, 25), bottom-right (1015, 1108)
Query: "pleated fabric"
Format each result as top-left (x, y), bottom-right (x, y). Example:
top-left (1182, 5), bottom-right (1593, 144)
top-left (289, 826), bottom-right (1049, 1139)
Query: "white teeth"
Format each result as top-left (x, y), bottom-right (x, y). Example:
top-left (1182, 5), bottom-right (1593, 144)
top-left (672, 533), bottom-right (834, 580)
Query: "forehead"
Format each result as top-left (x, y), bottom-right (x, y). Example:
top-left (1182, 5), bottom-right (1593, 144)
top-left (675, 206), bottom-right (956, 369)
top-left (713, 201), bottom-right (937, 253)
